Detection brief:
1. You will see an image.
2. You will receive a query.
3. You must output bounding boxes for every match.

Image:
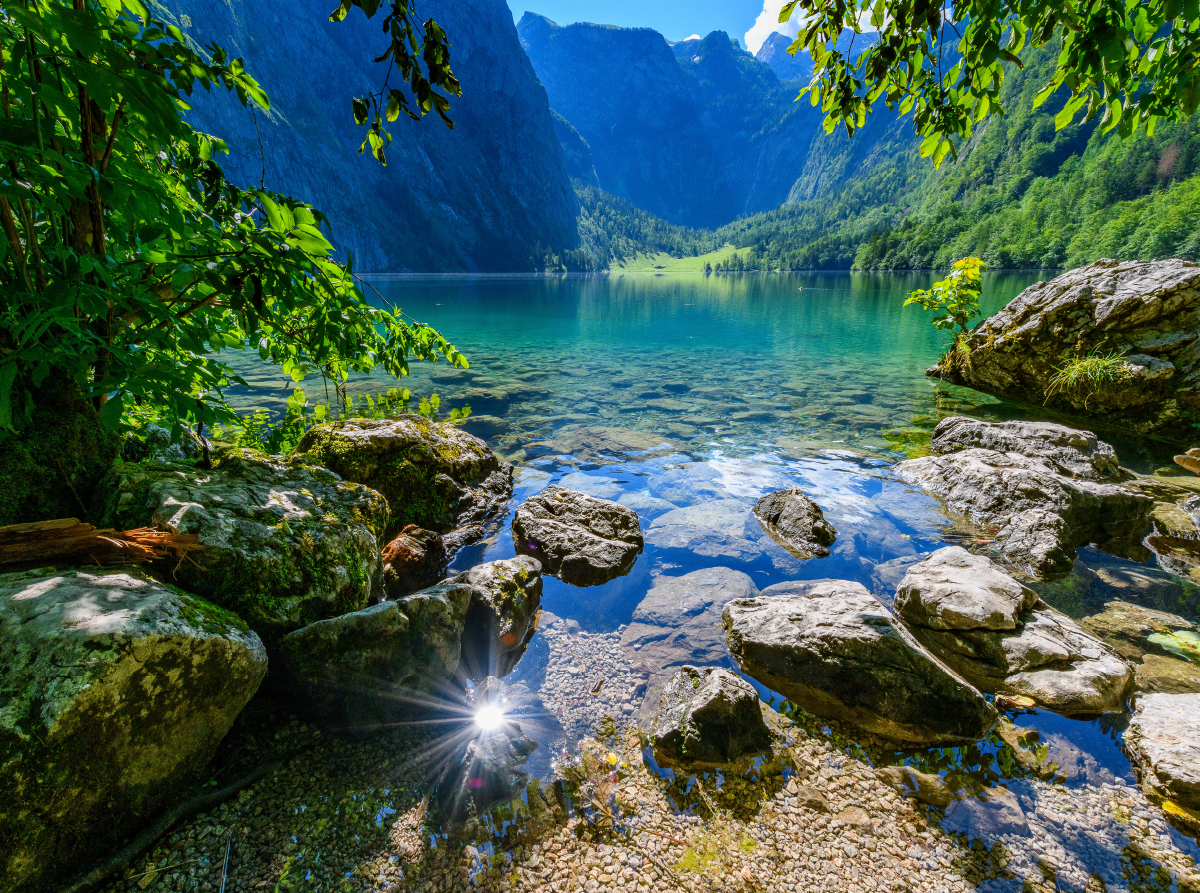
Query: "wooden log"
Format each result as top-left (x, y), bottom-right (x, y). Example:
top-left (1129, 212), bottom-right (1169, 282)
top-left (0, 518), bottom-right (201, 568)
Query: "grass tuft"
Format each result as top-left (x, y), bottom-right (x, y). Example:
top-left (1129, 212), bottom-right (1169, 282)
top-left (1045, 350), bottom-right (1134, 407)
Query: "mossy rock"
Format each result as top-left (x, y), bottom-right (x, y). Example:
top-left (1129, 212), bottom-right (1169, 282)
top-left (94, 449), bottom-right (388, 641)
top-left (0, 566), bottom-right (267, 892)
top-left (293, 415), bottom-right (513, 538)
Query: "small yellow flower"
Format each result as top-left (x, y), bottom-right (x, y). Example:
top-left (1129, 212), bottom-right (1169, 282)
top-left (605, 753), bottom-right (619, 766)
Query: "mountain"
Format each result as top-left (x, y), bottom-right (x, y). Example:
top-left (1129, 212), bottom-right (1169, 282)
top-left (517, 15), bottom-right (822, 229)
top-left (754, 32), bottom-right (812, 82)
top-left (152, 0), bottom-right (578, 272)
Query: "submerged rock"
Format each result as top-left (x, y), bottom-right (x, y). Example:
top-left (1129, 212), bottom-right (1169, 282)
top-left (896, 548), bottom-right (1134, 714)
top-left (0, 567), bottom-right (267, 893)
top-left (276, 557), bottom-right (542, 714)
top-left (512, 485), bottom-right (643, 585)
top-left (1081, 600), bottom-right (1200, 694)
top-left (722, 581), bottom-right (997, 745)
top-left (929, 417), bottom-right (1124, 480)
top-left (1127, 693), bottom-right (1200, 826)
top-left (650, 666), bottom-right (771, 767)
top-left (929, 259), bottom-right (1200, 435)
top-left (894, 419), bottom-right (1152, 578)
top-left (293, 415), bottom-right (513, 539)
top-left (752, 487), bottom-right (837, 558)
top-left (381, 525), bottom-right (447, 600)
top-left (97, 449), bottom-right (389, 640)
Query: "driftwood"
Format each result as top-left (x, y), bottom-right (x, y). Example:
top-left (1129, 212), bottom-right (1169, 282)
top-left (0, 518), bottom-right (201, 569)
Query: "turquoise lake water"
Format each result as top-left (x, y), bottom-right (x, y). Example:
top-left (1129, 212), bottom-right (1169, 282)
top-left (227, 272), bottom-right (1199, 891)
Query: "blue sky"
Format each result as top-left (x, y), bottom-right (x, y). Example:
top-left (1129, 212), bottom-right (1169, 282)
top-left (506, 0), bottom-right (791, 51)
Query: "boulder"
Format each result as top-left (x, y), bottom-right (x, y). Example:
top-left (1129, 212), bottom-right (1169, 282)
top-left (276, 557), bottom-right (542, 711)
top-left (752, 488), bottom-right (837, 558)
top-left (895, 548), bottom-right (1134, 714)
top-left (381, 525), bottom-right (447, 600)
top-left (649, 666), bottom-right (771, 767)
top-left (96, 449), bottom-right (388, 640)
top-left (620, 568), bottom-right (759, 722)
top-left (929, 417), bottom-right (1124, 480)
top-left (292, 415), bottom-right (513, 539)
top-left (722, 581), bottom-right (997, 745)
top-left (894, 421), bottom-right (1152, 578)
top-left (511, 485), bottom-right (643, 585)
top-left (1127, 693), bottom-right (1200, 816)
top-left (0, 568), bottom-right (267, 892)
top-left (929, 259), bottom-right (1200, 435)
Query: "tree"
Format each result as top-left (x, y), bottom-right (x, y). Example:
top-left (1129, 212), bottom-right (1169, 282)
top-left (779, 0), bottom-right (1200, 166)
top-left (0, 0), bottom-right (465, 444)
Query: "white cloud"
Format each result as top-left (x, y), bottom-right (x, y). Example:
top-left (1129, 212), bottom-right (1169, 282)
top-left (685, 33), bottom-right (701, 40)
top-left (744, 1), bottom-right (801, 55)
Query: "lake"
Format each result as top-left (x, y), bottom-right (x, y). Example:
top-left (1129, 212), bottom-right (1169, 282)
top-left (227, 271), bottom-right (1199, 892)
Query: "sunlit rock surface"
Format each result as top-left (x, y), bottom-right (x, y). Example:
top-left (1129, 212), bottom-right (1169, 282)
top-left (931, 260), bottom-right (1200, 435)
top-left (96, 449), bottom-right (388, 640)
top-left (512, 485), bottom-right (643, 585)
top-left (649, 665), bottom-right (771, 767)
top-left (1127, 692), bottom-right (1200, 829)
top-left (0, 568), bottom-right (266, 892)
top-left (723, 580), bottom-right (998, 744)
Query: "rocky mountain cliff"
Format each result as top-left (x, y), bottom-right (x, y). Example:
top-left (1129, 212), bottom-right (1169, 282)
top-left (153, 0), bottom-right (578, 271)
top-left (518, 15), bottom-right (821, 229)
top-left (754, 32), bottom-right (812, 82)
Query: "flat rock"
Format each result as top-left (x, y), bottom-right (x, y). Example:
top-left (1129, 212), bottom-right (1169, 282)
top-left (930, 416), bottom-right (1123, 480)
top-left (1127, 693), bottom-right (1200, 812)
top-left (929, 260), bottom-right (1200, 435)
top-left (512, 485), bottom-right (643, 586)
top-left (752, 488), bottom-right (837, 558)
top-left (895, 434), bottom-right (1152, 578)
top-left (897, 549), bottom-right (1133, 714)
top-left (0, 568), bottom-right (266, 892)
top-left (722, 581), bottom-right (997, 745)
top-left (97, 449), bottom-right (389, 640)
top-left (381, 525), bottom-right (447, 600)
top-left (293, 414), bottom-right (513, 538)
top-left (895, 546), bottom-right (1038, 630)
top-left (277, 556), bottom-right (542, 711)
top-left (649, 666), bottom-right (771, 767)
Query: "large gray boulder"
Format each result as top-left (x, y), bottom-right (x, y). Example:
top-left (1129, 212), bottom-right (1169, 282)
top-left (293, 415), bottom-right (513, 539)
top-left (722, 581), bottom-right (998, 745)
top-left (929, 260), bottom-right (1200, 435)
top-left (97, 449), bottom-right (389, 640)
top-left (650, 666), bottom-right (771, 768)
top-left (929, 417), bottom-right (1124, 480)
top-left (1127, 693), bottom-right (1200, 826)
top-left (896, 548), bottom-right (1134, 714)
top-left (0, 568), bottom-right (267, 893)
top-left (752, 488), bottom-right (837, 558)
top-left (894, 420), bottom-right (1152, 578)
top-left (276, 556), bottom-right (542, 710)
top-left (512, 485), bottom-right (643, 585)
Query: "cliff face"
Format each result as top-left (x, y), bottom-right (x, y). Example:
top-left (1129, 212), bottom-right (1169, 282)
top-left (518, 15), bottom-right (821, 228)
top-left (754, 32), bottom-right (812, 82)
top-left (155, 0), bottom-right (578, 271)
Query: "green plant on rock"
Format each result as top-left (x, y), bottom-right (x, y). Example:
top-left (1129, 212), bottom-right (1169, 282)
top-left (1045, 349), bottom-right (1135, 407)
top-left (904, 258), bottom-right (987, 336)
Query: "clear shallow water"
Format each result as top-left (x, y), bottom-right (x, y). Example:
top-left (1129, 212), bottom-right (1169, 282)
top-left (228, 272), bottom-right (1197, 889)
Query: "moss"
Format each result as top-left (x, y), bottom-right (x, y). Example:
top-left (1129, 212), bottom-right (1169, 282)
top-left (175, 591), bottom-right (250, 634)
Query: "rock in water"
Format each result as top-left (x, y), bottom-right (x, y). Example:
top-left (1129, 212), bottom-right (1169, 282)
top-left (293, 415), bottom-right (513, 539)
top-left (97, 449), bottom-right (389, 640)
top-left (752, 488), bottom-right (837, 558)
top-left (277, 557), bottom-right (542, 715)
top-left (0, 568), bottom-right (267, 893)
top-left (929, 260), bottom-right (1200, 435)
top-left (722, 581), bottom-right (997, 745)
top-left (512, 485), bottom-right (643, 585)
top-left (895, 548), bottom-right (1133, 714)
top-left (381, 525), bottom-right (448, 600)
top-left (930, 417), bottom-right (1124, 480)
top-left (650, 666), bottom-right (771, 767)
top-left (1127, 693), bottom-right (1200, 825)
top-left (894, 419), bottom-right (1152, 578)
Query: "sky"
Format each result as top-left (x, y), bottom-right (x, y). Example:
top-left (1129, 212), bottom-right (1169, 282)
top-left (506, 0), bottom-right (797, 53)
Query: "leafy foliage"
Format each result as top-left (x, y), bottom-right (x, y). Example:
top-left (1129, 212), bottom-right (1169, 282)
top-left (1045, 350), bottom-right (1135, 406)
top-left (904, 257), bottom-right (987, 333)
top-left (779, 0), bottom-right (1200, 166)
top-left (332, 0), bottom-right (461, 165)
top-left (0, 0), bottom-right (464, 441)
